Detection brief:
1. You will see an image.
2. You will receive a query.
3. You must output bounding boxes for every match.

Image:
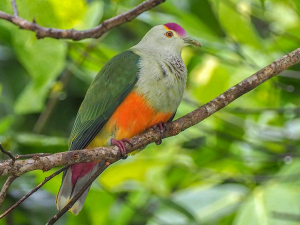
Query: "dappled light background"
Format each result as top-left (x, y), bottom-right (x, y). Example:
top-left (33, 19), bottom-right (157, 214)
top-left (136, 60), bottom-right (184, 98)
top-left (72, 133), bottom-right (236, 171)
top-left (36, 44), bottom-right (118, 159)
top-left (1, 0), bottom-right (300, 224)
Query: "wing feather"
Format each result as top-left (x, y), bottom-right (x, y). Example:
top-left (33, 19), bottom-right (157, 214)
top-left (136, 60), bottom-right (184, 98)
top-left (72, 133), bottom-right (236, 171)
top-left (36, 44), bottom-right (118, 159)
top-left (69, 50), bottom-right (140, 150)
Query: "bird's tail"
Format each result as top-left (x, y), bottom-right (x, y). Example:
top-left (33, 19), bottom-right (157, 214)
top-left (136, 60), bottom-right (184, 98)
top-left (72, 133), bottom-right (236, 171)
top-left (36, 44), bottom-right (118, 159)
top-left (56, 160), bottom-right (104, 215)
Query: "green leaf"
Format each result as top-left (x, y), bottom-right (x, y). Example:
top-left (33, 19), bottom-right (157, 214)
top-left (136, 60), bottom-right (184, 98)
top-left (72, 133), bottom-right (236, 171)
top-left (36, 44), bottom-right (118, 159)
top-left (260, 0), bottom-right (265, 11)
top-left (100, 158), bottom-right (164, 190)
top-left (15, 133), bottom-right (68, 154)
top-left (151, 184), bottom-right (248, 224)
top-left (234, 161), bottom-right (300, 225)
top-left (15, 133), bottom-right (68, 146)
top-left (4, 0), bottom-right (92, 114)
top-left (75, 1), bottom-right (104, 30)
top-left (0, 0), bottom-right (11, 13)
top-left (16, 0), bottom-right (87, 29)
top-left (0, 115), bottom-right (14, 134)
top-left (291, 0), bottom-right (300, 16)
top-left (189, 56), bottom-right (231, 103)
top-left (159, 197), bottom-right (198, 223)
top-left (234, 183), bottom-right (300, 225)
top-left (189, 0), bottom-right (224, 37)
top-left (12, 30), bottom-right (66, 114)
top-left (216, 0), bottom-right (262, 48)
top-left (14, 80), bottom-right (49, 114)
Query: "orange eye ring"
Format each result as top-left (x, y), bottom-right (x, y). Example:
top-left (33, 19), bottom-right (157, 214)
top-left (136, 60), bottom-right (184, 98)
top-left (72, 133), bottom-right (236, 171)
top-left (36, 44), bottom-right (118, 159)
top-left (166, 31), bottom-right (173, 38)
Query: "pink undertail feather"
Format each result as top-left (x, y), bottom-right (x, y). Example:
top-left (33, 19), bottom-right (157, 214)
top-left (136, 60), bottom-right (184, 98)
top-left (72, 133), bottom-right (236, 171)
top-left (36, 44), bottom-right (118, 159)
top-left (56, 161), bottom-right (105, 215)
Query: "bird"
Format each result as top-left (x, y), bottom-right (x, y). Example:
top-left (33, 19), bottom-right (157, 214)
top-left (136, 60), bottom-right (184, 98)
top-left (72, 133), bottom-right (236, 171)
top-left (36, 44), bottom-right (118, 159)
top-left (56, 23), bottom-right (200, 215)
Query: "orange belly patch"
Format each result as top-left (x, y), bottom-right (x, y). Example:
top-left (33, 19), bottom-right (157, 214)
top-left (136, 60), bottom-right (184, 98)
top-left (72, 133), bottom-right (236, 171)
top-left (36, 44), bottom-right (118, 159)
top-left (109, 91), bottom-right (173, 139)
top-left (89, 91), bottom-right (173, 148)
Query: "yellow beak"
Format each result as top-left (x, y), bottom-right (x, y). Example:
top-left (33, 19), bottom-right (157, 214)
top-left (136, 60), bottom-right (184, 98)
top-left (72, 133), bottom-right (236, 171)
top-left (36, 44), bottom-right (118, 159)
top-left (183, 37), bottom-right (201, 47)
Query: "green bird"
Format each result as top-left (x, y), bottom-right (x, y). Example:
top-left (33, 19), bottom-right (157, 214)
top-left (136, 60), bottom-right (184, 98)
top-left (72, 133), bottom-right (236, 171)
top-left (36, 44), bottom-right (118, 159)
top-left (56, 23), bottom-right (200, 215)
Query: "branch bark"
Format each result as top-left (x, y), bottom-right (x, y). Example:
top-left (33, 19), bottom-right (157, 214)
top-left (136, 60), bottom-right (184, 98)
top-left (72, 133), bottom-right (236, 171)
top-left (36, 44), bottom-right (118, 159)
top-left (1, 47), bottom-right (299, 177)
top-left (0, 143), bottom-right (15, 162)
top-left (0, 166), bottom-right (69, 219)
top-left (0, 0), bottom-right (165, 40)
top-left (10, 0), bottom-right (18, 16)
top-left (0, 175), bottom-right (17, 208)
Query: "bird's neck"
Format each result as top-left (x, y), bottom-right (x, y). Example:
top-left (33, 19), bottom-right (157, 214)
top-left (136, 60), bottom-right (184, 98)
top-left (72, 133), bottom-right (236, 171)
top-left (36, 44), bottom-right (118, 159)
top-left (131, 44), bottom-right (182, 62)
top-left (131, 46), bottom-right (187, 114)
top-left (132, 46), bottom-right (185, 77)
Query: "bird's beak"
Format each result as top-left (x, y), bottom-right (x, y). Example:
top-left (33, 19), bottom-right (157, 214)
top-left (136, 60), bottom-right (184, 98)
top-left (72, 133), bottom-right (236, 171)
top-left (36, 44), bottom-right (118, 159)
top-left (183, 37), bottom-right (201, 47)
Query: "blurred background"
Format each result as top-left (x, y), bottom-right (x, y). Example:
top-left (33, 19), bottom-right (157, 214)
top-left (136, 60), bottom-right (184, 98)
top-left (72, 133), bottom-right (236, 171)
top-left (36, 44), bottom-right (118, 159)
top-left (1, 0), bottom-right (300, 224)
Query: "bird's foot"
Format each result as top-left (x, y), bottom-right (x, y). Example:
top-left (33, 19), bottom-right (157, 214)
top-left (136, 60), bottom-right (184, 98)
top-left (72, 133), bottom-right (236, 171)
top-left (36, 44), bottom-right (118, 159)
top-left (152, 122), bottom-right (167, 145)
top-left (111, 138), bottom-right (133, 159)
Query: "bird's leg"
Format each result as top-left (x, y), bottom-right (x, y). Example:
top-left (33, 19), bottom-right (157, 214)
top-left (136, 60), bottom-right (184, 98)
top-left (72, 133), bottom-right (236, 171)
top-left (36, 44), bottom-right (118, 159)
top-left (111, 138), bottom-right (133, 159)
top-left (152, 122), bottom-right (167, 145)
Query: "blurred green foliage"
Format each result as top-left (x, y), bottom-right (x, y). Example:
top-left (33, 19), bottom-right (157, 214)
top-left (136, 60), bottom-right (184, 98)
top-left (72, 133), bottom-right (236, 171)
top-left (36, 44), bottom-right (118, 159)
top-left (1, 0), bottom-right (300, 224)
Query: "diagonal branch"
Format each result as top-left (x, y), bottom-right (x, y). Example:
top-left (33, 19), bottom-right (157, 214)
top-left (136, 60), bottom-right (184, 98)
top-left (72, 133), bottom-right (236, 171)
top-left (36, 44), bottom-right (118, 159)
top-left (0, 0), bottom-right (166, 40)
top-left (0, 175), bottom-right (17, 208)
top-left (15, 153), bottom-right (52, 159)
top-left (0, 165), bottom-right (69, 219)
top-left (0, 143), bottom-right (15, 162)
top-left (0, 48), bottom-right (299, 177)
top-left (10, 0), bottom-right (18, 16)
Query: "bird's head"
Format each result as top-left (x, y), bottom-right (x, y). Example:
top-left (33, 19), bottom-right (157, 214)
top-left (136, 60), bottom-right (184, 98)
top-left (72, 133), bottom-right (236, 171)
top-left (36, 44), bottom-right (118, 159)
top-left (134, 23), bottom-right (200, 54)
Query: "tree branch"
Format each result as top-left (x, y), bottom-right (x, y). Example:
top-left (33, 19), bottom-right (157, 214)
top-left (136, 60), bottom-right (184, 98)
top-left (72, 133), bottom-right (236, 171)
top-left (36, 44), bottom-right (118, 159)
top-left (14, 153), bottom-right (52, 159)
top-left (0, 175), bottom-right (17, 208)
top-left (0, 0), bottom-right (166, 40)
top-left (0, 143), bottom-right (15, 162)
top-left (10, 0), bottom-right (18, 16)
top-left (0, 166), bottom-right (69, 219)
top-left (0, 48), bottom-right (299, 177)
top-left (46, 162), bottom-right (109, 225)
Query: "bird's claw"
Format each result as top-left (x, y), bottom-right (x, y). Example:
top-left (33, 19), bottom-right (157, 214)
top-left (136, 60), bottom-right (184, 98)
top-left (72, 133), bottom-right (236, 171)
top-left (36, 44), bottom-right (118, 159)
top-left (152, 122), bottom-right (167, 145)
top-left (111, 138), bottom-right (132, 159)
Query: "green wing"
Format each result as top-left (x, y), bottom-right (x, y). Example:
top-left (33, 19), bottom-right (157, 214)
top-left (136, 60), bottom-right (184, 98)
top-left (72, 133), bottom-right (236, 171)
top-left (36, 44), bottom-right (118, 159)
top-left (69, 50), bottom-right (140, 151)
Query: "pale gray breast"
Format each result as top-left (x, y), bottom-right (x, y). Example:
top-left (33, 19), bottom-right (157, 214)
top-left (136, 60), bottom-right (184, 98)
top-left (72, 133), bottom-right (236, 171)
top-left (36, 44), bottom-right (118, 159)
top-left (135, 55), bottom-right (187, 113)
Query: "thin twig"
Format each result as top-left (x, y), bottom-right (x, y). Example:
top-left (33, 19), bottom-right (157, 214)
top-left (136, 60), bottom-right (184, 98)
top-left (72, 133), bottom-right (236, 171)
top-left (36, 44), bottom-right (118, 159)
top-left (0, 0), bottom-right (166, 40)
top-left (0, 143), bottom-right (15, 162)
top-left (46, 162), bottom-right (109, 225)
top-left (1, 48), bottom-right (300, 177)
top-left (0, 165), bottom-right (69, 219)
top-left (32, 69), bottom-right (72, 133)
top-left (10, 0), bottom-right (18, 16)
top-left (0, 175), bottom-right (17, 208)
top-left (14, 153), bottom-right (52, 159)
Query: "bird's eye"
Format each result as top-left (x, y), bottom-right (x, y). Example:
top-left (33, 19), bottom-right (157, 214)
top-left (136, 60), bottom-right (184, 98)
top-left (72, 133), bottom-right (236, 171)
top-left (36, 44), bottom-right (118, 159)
top-left (166, 31), bottom-right (173, 38)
